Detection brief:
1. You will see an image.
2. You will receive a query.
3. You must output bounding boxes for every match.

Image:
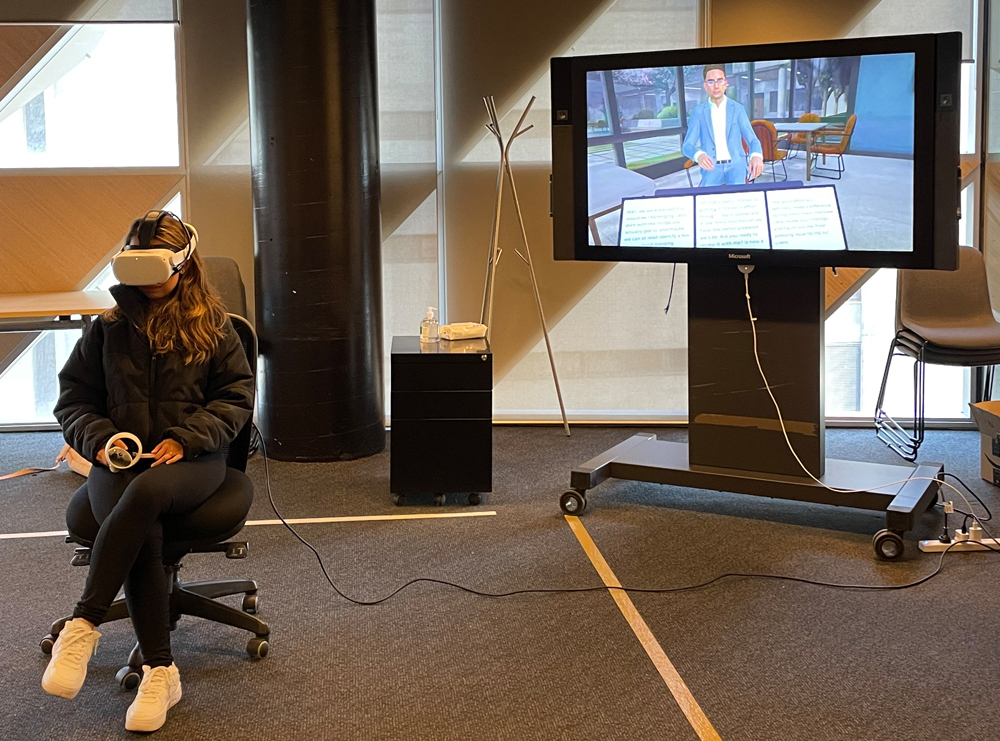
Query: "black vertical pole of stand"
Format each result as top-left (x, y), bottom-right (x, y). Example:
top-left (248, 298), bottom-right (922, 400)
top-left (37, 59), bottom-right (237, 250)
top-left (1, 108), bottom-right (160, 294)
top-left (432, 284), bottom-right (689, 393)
top-left (687, 265), bottom-right (825, 478)
top-left (246, 0), bottom-right (385, 461)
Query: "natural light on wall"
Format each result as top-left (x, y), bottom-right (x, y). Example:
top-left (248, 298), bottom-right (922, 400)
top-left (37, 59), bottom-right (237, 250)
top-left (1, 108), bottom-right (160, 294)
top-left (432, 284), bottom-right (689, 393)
top-left (490, 0), bottom-right (699, 421)
top-left (0, 24), bottom-right (178, 168)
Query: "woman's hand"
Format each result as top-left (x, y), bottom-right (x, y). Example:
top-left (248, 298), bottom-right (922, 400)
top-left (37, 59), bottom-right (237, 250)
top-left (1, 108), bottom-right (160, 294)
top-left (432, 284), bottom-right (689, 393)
top-left (150, 438), bottom-right (184, 467)
top-left (96, 438), bottom-right (127, 467)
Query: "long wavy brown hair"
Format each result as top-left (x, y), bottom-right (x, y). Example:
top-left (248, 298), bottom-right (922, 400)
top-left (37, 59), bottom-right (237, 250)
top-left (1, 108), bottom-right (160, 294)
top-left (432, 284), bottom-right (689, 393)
top-left (106, 213), bottom-right (228, 364)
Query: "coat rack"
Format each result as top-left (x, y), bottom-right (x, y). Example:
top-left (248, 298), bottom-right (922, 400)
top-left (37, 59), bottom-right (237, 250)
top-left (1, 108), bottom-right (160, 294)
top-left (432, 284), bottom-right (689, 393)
top-left (480, 94), bottom-right (570, 436)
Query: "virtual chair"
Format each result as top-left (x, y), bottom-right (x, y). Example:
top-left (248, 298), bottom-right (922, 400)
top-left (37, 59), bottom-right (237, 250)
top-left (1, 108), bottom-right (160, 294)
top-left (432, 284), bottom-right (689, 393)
top-left (875, 246), bottom-right (1000, 461)
top-left (811, 113), bottom-right (857, 180)
top-left (750, 119), bottom-right (788, 181)
top-left (40, 258), bottom-right (270, 689)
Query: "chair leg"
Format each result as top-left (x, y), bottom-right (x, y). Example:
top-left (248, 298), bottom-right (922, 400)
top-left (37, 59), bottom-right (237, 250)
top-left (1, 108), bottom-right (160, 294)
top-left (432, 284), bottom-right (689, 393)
top-left (182, 579), bottom-right (258, 600)
top-left (874, 334), bottom-right (925, 461)
top-left (174, 586), bottom-right (270, 638)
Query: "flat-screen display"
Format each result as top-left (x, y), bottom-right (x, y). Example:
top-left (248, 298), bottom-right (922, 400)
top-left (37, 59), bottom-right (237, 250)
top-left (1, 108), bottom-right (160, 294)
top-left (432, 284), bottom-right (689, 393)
top-left (551, 34), bottom-right (960, 269)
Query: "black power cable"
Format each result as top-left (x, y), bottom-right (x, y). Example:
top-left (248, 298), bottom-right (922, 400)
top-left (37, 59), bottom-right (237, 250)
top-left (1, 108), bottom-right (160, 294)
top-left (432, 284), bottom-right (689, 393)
top-left (254, 425), bottom-right (1000, 606)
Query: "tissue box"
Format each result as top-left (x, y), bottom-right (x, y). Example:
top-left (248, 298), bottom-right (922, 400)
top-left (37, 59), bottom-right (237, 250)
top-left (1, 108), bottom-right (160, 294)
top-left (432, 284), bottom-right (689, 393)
top-left (440, 322), bottom-right (487, 341)
top-left (969, 401), bottom-right (1000, 485)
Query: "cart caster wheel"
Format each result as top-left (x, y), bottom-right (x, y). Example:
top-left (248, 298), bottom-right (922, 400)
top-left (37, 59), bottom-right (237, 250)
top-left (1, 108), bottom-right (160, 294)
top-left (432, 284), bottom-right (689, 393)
top-left (116, 666), bottom-right (141, 691)
top-left (40, 635), bottom-right (54, 655)
top-left (434, 493), bottom-right (446, 506)
top-left (560, 490), bottom-right (587, 516)
top-left (242, 593), bottom-right (259, 615)
top-left (469, 492), bottom-right (482, 506)
top-left (873, 529), bottom-right (905, 560)
top-left (392, 494), bottom-right (405, 506)
top-left (247, 637), bottom-right (269, 659)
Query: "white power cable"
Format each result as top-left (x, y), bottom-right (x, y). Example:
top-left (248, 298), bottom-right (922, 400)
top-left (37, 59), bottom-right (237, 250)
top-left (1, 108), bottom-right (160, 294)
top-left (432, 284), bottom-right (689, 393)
top-left (743, 270), bottom-right (979, 515)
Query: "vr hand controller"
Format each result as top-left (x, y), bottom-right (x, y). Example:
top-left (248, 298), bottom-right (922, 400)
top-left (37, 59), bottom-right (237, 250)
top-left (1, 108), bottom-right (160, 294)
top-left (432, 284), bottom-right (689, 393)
top-left (104, 433), bottom-right (155, 473)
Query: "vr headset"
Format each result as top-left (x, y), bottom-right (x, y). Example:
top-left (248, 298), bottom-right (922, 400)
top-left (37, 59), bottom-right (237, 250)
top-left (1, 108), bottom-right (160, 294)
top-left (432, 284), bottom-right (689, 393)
top-left (111, 210), bottom-right (198, 286)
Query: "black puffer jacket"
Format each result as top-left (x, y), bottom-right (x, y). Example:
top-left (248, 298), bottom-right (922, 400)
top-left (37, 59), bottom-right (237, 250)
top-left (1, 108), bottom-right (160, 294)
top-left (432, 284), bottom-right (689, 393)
top-left (54, 284), bottom-right (255, 463)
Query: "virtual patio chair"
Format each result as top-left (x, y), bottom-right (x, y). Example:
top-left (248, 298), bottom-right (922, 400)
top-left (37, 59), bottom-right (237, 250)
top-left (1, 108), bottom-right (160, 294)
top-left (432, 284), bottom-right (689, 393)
top-left (784, 112), bottom-right (820, 158)
top-left (811, 114), bottom-right (857, 180)
top-left (874, 246), bottom-right (1000, 461)
top-left (750, 119), bottom-right (787, 181)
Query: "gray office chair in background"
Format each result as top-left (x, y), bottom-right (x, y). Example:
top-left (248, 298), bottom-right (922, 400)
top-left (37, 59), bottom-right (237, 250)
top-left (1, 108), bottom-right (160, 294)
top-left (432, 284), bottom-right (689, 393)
top-left (875, 246), bottom-right (1000, 461)
top-left (41, 258), bottom-right (269, 690)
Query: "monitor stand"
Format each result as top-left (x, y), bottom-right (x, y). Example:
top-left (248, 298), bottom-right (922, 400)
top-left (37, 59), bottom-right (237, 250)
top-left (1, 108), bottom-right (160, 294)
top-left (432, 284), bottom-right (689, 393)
top-left (560, 264), bottom-right (942, 560)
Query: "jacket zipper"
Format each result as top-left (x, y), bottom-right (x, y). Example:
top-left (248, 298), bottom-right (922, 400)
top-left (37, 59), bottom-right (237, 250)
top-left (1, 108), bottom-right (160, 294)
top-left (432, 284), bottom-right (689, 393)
top-left (149, 352), bottom-right (157, 444)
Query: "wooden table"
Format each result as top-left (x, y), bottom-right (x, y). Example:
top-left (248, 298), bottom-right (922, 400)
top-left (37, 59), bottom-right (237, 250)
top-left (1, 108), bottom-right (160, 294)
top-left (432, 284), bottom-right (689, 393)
top-left (773, 122), bottom-right (829, 181)
top-left (0, 291), bottom-right (114, 332)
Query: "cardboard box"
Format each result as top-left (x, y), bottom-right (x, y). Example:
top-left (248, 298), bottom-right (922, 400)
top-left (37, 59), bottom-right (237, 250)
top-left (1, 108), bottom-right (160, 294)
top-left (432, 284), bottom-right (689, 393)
top-left (969, 400), bottom-right (1000, 485)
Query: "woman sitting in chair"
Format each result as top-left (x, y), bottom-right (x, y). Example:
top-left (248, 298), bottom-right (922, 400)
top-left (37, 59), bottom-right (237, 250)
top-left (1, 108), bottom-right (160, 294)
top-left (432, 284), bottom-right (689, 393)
top-left (43, 211), bottom-right (254, 733)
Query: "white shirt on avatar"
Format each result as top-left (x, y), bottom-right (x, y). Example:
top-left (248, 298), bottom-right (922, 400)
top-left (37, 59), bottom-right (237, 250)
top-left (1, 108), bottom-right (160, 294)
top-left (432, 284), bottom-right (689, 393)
top-left (694, 97), bottom-right (763, 166)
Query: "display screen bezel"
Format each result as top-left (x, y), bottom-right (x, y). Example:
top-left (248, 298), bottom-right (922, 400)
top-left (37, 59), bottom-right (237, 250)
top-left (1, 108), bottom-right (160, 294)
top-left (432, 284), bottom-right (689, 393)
top-left (556, 34), bottom-right (947, 269)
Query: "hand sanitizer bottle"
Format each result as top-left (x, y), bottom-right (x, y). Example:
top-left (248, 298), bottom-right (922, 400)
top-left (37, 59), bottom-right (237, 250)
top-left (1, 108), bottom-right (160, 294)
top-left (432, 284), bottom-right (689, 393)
top-left (419, 306), bottom-right (439, 343)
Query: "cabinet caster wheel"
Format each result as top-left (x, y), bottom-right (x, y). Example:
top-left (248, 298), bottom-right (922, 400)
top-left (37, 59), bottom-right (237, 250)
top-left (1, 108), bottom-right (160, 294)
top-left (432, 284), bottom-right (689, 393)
top-left (434, 493), bottom-right (446, 506)
top-left (873, 529), bottom-right (905, 560)
top-left (247, 637), bottom-right (269, 659)
top-left (560, 490), bottom-right (587, 515)
top-left (469, 492), bottom-right (481, 506)
top-left (242, 593), bottom-right (259, 615)
top-left (40, 635), bottom-right (54, 655)
top-left (116, 666), bottom-right (141, 691)
top-left (392, 494), bottom-right (405, 506)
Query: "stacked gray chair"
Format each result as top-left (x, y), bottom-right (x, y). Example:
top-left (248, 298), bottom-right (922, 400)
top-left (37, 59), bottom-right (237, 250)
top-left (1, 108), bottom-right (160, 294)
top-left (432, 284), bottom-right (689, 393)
top-left (875, 246), bottom-right (1000, 460)
top-left (42, 258), bottom-right (270, 689)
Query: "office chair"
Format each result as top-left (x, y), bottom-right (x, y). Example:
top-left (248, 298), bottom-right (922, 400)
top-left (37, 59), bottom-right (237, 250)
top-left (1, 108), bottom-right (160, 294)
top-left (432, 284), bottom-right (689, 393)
top-left (875, 246), bottom-right (1000, 461)
top-left (41, 260), bottom-right (270, 690)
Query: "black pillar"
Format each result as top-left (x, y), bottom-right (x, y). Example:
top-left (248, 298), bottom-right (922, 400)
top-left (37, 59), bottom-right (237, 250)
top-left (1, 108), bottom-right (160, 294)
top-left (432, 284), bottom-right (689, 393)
top-left (247, 0), bottom-right (385, 461)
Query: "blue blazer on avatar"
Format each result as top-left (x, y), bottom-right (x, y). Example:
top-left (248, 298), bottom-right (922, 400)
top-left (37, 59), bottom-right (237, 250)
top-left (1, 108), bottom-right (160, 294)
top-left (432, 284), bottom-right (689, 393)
top-left (681, 96), bottom-right (763, 179)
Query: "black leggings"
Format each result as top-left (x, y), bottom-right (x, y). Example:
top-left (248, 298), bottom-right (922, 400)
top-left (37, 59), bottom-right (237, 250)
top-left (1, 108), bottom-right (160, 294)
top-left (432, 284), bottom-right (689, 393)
top-left (73, 453), bottom-right (226, 668)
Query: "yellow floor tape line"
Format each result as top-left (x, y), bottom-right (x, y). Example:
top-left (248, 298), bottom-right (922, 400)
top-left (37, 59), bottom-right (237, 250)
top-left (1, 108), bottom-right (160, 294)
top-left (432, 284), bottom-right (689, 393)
top-left (565, 515), bottom-right (723, 741)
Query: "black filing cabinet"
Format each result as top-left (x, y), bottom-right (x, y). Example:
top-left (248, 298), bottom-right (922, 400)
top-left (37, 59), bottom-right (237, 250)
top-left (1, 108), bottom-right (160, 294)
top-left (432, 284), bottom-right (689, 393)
top-left (390, 336), bottom-right (492, 505)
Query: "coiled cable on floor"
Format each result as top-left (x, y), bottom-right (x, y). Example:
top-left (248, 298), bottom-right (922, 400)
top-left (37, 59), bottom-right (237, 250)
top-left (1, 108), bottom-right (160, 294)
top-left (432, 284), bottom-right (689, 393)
top-left (252, 424), bottom-right (1000, 606)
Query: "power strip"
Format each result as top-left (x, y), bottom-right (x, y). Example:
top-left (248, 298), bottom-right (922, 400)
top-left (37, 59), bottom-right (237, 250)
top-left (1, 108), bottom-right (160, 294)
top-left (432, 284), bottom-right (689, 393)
top-left (919, 524), bottom-right (999, 553)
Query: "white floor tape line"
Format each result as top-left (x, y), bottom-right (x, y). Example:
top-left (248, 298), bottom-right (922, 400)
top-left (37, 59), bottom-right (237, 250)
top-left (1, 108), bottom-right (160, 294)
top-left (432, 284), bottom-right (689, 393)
top-left (0, 511), bottom-right (498, 541)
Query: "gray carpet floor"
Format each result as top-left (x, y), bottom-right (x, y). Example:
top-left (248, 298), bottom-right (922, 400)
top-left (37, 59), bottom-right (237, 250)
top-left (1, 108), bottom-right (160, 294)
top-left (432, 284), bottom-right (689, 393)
top-left (0, 426), bottom-right (998, 740)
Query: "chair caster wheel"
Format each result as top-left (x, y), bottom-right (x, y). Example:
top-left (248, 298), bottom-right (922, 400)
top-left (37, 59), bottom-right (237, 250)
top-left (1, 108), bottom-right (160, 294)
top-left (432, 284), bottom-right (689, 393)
top-left (247, 637), bottom-right (269, 659)
top-left (242, 593), bottom-right (259, 614)
top-left (873, 529), bottom-right (905, 560)
top-left (469, 492), bottom-right (481, 506)
top-left (116, 666), bottom-right (141, 691)
top-left (40, 635), bottom-right (54, 655)
top-left (434, 493), bottom-right (446, 506)
top-left (392, 494), bottom-right (405, 506)
top-left (559, 489), bottom-right (587, 516)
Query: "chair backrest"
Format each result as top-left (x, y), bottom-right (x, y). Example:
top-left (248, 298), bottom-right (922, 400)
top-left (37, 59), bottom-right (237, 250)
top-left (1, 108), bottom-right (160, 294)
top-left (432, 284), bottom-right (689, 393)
top-left (751, 119), bottom-right (778, 161)
top-left (799, 113), bottom-right (821, 124)
top-left (221, 314), bottom-right (257, 473)
top-left (898, 246), bottom-right (994, 332)
top-left (843, 113), bottom-right (857, 137)
top-left (202, 256), bottom-right (248, 319)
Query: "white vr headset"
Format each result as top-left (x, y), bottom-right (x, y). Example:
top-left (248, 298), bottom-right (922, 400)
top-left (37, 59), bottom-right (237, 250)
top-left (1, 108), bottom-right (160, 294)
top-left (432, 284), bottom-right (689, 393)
top-left (111, 210), bottom-right (198, 287)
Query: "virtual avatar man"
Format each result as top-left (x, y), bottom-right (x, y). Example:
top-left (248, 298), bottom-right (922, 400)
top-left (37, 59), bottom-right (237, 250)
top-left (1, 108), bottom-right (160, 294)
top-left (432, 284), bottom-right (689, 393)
top-left (682, 64), bottom-right (764, 186)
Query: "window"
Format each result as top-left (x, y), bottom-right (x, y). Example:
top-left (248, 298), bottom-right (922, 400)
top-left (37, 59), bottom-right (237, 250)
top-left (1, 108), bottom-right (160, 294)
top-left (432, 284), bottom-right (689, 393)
top-left (823, 0), bottom-right (978, 423)
top-left (0, 24), bottom-right (179, 168)
top-left (487, 0), bottom-right (700, 421)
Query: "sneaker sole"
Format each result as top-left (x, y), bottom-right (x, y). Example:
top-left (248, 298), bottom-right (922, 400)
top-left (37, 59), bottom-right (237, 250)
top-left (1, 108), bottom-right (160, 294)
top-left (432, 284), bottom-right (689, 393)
top-left (41, 673), bottom-right (83, 700)
top-left (124, 688), bottom-right (181, 732)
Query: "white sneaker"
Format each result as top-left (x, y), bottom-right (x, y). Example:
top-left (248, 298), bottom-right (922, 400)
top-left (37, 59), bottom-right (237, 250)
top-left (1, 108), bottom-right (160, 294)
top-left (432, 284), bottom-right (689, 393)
top-left (41, 618), bottom-right (101, 699)
top-left (125, 664), bottom-right (182, 732)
